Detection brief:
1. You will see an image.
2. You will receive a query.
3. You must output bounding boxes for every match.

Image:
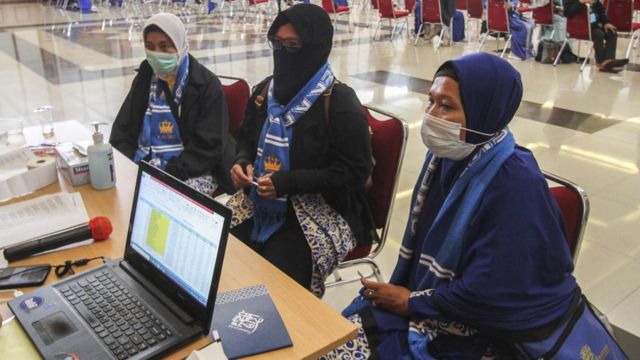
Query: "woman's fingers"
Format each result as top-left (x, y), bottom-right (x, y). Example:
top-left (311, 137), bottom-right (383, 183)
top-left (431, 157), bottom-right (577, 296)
top-left (245, 164), bottom-right (254, 180)
top-left (361, 278), bottom-right (383, 290)
top-left (231, 164), bottom-right (252, 187)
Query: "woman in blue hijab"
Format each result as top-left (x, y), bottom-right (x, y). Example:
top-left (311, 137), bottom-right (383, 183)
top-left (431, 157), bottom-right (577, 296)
top-left (321, 53), bottom-right (626, 359)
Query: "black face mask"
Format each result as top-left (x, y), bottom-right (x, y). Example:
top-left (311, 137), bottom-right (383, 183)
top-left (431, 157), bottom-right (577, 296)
top-left (268, 4), bottom-right (333, 105)
top-left (272, 44), bottom-right (327, 104)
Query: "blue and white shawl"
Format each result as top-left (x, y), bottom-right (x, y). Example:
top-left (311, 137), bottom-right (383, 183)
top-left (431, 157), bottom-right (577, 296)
top-left (250, 63), bottom-right (334, 243)
top-left (390, 129), bottom-right (515, 291)
top-left (134, 55), bottom-right (190, 170)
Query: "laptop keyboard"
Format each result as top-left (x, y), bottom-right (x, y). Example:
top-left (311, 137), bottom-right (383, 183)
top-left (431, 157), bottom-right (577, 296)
top-left (58, 270), bottom-right (173, 360)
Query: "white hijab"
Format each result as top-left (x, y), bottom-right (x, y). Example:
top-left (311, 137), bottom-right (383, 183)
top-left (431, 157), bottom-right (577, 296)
top-left (143, 13), bottom-right (189, 62)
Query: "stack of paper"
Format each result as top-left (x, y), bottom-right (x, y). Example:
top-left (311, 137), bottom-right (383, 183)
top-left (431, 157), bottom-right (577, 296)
top-left (0, 147), bottom-right (57, 202)
top-left (0, 192), bottom-right (89, 250)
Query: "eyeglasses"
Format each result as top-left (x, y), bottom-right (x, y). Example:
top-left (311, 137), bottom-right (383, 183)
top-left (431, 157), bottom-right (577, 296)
top-left (267, 36), bottom-right (303, 53)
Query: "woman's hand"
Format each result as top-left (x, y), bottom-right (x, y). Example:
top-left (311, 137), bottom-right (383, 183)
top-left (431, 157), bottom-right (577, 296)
top-left (257, 174), bottom-right (277, 199)
top-left (230, 164), bottom-right (254, 189)
top-left (604, 23), bottom-right (617, 33)
top-left (361, 278), bottom-right (411, 316)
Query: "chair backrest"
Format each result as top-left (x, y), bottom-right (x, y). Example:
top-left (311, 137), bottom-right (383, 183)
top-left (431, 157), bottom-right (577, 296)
top-left (544, 171), bottom-right (589, 264)
top-left (456, 0), bottom-right (468, 10)
top-left (405, 0), bottom-right (417, 11)
top-left (218, 76), bottom-right (251, 138)
top-left (363, 106), bottom-right (408, 254)
top-left (532, 1), bottom-right (553, 25)
top-left (378, 0), bottom-right (396, 17)
top-left (467, 0), bottom-right (483, 18)
top-left (635, 0), bottom-right (640, 10)
top-left (566, 4), bottom-right (591, 40)
top-left (606, 0), bottom-right (633, 32)
top-left (487, 0), bottom-right (509, 33)
top-left (421, 0), bottom-right (442, 24)
top-left (321, 0), bottom-right (337, 13)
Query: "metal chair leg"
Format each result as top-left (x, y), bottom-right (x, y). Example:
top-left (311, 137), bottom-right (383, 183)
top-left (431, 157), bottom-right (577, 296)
top-left (368, 261), bottom-right (383, 283)
top-left (626, 31), bottom-right (639, 59)
top-left (373, 18), bottom-right (382, 39)
top-left (580, 46), bottom-right (592, 72)
top-left (405, 17), bottom-right (409, 38)
top-left (414, 23), bottom-right (423, 45)
top-left (390, 19), bottom-right (396, 41)
top-left (501, 35), bottom-right (511, 57)
top-left (553, 38), bottom-right (567, 66)
top-left (477, 32), bottom-right (488, 52)
top-left (332, 269), bottom-right (343, 282)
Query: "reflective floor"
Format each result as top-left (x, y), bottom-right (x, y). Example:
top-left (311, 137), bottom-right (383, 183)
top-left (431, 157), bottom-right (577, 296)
top-left (2, 1), bottom-right (640, 337)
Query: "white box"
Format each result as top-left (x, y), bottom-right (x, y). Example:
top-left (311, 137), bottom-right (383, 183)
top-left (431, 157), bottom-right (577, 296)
top-left (56, 143), bottom-right (90, 186)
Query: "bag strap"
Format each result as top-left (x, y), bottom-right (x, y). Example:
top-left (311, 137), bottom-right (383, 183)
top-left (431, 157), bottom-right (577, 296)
top-left (254, 79), bottom-right (339, 123)
top-left (322, 79), bottom-right (338, 126)
top-left (538, 296), bottom-right (586, 359)
top-left (254, 80), bottom-right (271, 109)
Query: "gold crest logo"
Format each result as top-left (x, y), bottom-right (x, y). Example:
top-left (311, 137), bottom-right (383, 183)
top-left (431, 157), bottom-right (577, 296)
top-left (580, 344), bottom-right (610, 360)
top-left (263, 155), bottom-right (282, 173)
top-left (159, 120), bottom-right (174, 134)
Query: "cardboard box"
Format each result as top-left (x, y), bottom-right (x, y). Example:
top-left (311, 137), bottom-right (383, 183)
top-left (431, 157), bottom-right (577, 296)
top-left (55, 143), bottom-right (90, 186)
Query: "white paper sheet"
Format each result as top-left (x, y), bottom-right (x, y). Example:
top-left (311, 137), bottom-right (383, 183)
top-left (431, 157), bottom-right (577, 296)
top-left (0, 192), bottom-right (89, 249)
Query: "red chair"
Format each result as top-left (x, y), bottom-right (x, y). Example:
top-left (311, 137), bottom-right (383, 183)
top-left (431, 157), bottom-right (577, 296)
top-left (326, 106), bottom-right (408, 287)
top-left (467, 0), bottom-right (483, 18)
top-left (467, 0), bottom-right (484, 39)
top-left (218, 76), bottom-right (251, 138)
top-left (321, 0), bottom-right (352, 32)
top-left (457, 0), bottom-right (467, 10)
top-left (477, 0), bottom-right (511, 57)
top-left (374, 0), bottom-right (411, 40)
top-left (242, 0), bottom-right (273, 21)
top-left (606, 0), bottom-right (639, 59)
top-left (414, 0), bottom-right (450, 47)
top-left (405, 0), bottom-right (417, 12)
top-left (210, 76), bottom-right (251, 198)
top-left (532, 1), bottom-right (554, 38)
top-left (544, 171), bottom-right (589, 264)
top-left (553, 4), bottom-right (591, 70)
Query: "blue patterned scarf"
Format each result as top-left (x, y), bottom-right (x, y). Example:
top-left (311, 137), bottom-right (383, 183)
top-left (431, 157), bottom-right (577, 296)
top-left (250, 63), bottom-right (334, 243)
top-left (134, 55), bottom-right (190, 170)
top-left (390, 130), bottom-right (515, 290)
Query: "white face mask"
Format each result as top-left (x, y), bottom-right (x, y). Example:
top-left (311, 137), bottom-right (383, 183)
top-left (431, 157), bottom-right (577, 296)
top-left (420, 113), bottom-right (495, 160)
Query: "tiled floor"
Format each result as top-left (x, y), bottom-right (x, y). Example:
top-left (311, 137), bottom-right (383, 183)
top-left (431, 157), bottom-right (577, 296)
top-left (1, 1), bottom-right (639, 338)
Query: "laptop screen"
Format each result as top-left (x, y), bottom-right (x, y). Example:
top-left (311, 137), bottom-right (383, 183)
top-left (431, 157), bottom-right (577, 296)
top-left (128, 170), bottom-right (224, 306)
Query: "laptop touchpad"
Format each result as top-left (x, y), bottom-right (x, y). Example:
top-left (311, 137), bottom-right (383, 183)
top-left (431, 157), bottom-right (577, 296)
top-left (32, 312), bottom-right (78, 345)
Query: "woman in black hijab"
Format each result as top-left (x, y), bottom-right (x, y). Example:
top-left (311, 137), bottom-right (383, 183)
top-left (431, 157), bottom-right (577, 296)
top-left (227, 4), bottom-right (374, 297)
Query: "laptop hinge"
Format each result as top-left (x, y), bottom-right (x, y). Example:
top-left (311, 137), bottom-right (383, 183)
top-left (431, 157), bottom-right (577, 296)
top-left (118, 260), bottom-right (196, 325)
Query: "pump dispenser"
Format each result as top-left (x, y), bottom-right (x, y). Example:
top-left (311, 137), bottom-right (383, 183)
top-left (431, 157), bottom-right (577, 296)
top-left (88, 122), bottom-right (116, 190)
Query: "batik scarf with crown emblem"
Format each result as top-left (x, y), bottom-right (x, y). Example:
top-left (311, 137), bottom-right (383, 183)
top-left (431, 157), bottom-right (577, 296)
top-left (134, 55), bottom-right (190, 170)
top-left (249, 63), bottom-right (334, 243)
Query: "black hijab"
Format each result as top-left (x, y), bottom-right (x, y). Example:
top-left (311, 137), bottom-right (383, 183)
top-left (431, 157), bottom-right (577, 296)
top-left (267, 4), bottom-right (333, 104)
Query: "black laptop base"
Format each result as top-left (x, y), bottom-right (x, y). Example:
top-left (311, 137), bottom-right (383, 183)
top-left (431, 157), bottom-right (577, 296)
top-left (9, 258), bottom-right (205, 360)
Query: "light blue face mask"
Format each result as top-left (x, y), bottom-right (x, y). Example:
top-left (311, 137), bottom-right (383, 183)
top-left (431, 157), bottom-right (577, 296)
top-left (145, 49), bottom-right (179, 76)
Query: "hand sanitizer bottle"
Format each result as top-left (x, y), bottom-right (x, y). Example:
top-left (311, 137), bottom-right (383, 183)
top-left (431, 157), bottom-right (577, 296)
top-left (88, 122), bottom-right (116, 190)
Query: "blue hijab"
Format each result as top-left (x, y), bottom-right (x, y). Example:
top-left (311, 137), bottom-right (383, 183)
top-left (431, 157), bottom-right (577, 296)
top-left (390, 53), bottom-right (576, 331)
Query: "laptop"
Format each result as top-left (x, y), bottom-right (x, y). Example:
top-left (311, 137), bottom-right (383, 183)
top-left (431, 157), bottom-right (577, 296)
top-left (9, 161), bottom-right (231, 360)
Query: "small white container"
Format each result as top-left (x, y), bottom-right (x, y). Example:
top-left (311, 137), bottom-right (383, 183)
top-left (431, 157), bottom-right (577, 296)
top-left (87, 122), bottom-right (116, 190)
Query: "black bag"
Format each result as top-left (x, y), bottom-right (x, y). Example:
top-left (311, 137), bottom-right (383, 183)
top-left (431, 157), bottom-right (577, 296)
top-left (535, 40), bottom-right (578, 64)
top-left (560, 43), bottom-right (578, 63)
top-left (536, 40), bottom-right (562, 64)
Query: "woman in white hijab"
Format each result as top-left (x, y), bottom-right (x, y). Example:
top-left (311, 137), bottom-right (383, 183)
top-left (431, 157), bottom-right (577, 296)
top-left (110, 13), bottom-right (235, 195)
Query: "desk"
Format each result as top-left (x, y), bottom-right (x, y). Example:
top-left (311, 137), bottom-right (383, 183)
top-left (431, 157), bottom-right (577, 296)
top-left (4, 120), bottom-right (357, 359)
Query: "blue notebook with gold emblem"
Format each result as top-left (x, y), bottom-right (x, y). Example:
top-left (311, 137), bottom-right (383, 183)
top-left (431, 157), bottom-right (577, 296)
top-left (210, 285), bottom-right (292, 359)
